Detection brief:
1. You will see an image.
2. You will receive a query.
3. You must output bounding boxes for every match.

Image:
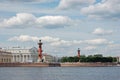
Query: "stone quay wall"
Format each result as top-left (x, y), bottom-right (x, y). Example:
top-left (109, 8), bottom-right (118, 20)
top-left (0, 62), bottom-right (118, 67)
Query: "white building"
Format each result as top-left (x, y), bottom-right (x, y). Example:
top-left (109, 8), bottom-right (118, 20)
top-left (0, 50), bottom-right (12, 63)
top-left (117, 56), bottom-right (120, 63)
top-left (2, 47), bottom-right (38, 63)
top-left (42, 53), bottom-right (54, 63)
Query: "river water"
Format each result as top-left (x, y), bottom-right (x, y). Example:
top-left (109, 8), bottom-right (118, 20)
top-left (0, 67), bottom-right (120, 80)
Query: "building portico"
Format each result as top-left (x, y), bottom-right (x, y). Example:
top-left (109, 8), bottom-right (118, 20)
top-left (3, 47), bottom-right (38, 63)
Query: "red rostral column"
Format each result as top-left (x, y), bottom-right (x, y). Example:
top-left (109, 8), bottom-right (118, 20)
top-left (38, 40), bottom-right (43, 61)
top-left (78, 48), bottom-right (80, 58)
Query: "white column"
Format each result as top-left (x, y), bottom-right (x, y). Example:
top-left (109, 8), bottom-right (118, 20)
top-left (16, 55), bottom-right (17, 62)
top-left (21, 54), bottom-right (22, 62)
top-left (30, 55), bottom-right (31, 60)
top-left (30, 55), bottom-right (32, 62)
top-left (12, 55), bottom-right (15, 62)
top-left (27, 55), bottom-right (29, 62)
top-left (28, 55), bottom-right (29, 61)
top-left (26, 55), bottom-right (28, 62)
top-left (23, 55), bottom-right (24, 62)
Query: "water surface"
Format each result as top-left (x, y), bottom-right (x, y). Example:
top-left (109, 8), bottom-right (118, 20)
top-left (0, 67), bottom-right (120, 80)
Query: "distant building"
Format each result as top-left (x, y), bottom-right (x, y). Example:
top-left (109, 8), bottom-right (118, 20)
top-left (117, 56), bottom-right (120, 63)
top-left (42, 53), bottom-right (54, 62)
top-left (2, 47), bottom-right (38, 63)
top-left (0, 51), bottom-right (12, 63)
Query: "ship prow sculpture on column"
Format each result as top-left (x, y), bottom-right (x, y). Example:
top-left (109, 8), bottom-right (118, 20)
top-left (37, 40), bottom-right (43, 62)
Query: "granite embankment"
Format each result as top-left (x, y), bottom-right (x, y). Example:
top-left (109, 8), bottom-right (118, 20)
top-left (0, 63), bottom-right (50, 67)
top-left (0, 63), bottom-right (61, 67)
top-left (0, 62), bottom-right (119, 67)
top-left (61, 62), bottom-right (118, 67)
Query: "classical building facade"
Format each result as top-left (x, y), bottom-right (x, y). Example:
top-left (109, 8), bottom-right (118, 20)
top-left (2, 47), bottom-right (38, 63)
top-left (0, 51), bottom-right (12, 63)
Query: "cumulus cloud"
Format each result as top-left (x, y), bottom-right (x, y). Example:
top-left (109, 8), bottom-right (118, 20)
top-left (80, 0), bottom-right (120, 20)
top-left (0, 13), bottom-right (36, 28)
top-left (50, 40), bottom-right (82, 46)
top-left (8, 35), bottom-right (57, 42)
top-left (8, 35), bottom-right (39, 42)
top-left (58, 0), bottom-right (95, 10)
top-left (40, 36), bottom-right (82, 46)
top-left (8, 35), bottom-right (113, 47)
top-left (8, 35), bottom-right (117, 56)
top-left (8, 35), bottom-right (82, 46)
top-left (40, 36), bottom-right (60, 43)
top-left (92, 28), bottom-right (113, 35)
top-left (0, 0), bottom-right (55, 3)
top-left (84, 46), bottom-right (97, 50)
top-left (36, 16), bottom-right (72, 28)
top-left (84, 38), bottom-right (113, 45)
top-left (102, 44), bottom-right (120, 56)
top-left (0, 13), bottom-right (73, 28)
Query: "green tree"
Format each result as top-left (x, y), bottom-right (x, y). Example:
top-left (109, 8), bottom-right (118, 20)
top-left (80, 55), bottom-right (86, 62)
top-left (60, 54), bottom-right (117, 63)
top-left (112, 57), bottom-right (117, 62)
top-left (74, 56), bottom-right (80, 62)
top-left (61, 57), bottom-right (68, 62)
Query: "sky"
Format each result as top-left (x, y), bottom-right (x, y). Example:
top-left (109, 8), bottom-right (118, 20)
top-left (0, 0), bottom-right (120, 57)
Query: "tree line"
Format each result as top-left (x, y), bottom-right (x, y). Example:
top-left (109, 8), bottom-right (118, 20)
top-left (60, 54), bottom-right (117, 63)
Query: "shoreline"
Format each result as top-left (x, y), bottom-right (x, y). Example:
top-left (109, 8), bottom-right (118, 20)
top-left (0, 62), bottom-right (119, 67)
top-left (60, 62), bottom-right (119, 67)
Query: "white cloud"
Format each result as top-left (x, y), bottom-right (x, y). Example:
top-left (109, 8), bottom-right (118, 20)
top-left (92, 28), bottom-right (113, 35)
top-left (50, 40), bottom-right (82, 46)
top-left (8, 35), bottom-right (113, 46)
top-left (80, 0), bottom-right (120, 20)
top-left (8, 35), bottom-right (82, 46)
top-left (8, 35), bottom-right (117, 56)
top-left (8, 35), bottom-right (39, 42)
top-left (36, 16), bottom-right (72, 28)
top-left (0, 13), bottom-right (73, 28)
top-left (84, 46), bottom-right (97, 50)
top-left (102, 44), bottom-right (120, 56)
top-left (0, 0), bottom-right (54, 3)
top-left (40, 36), bottom-right (60, 43)
top-left (41, 37), bottom-right (82, 46)
top-left (84, 38), bottom-right (113, 45)
top-left (0, 13), bottom-right (36, 28)
top-left (108, 44), bottom-right (120, 48)
top-left (58, 0), bottom-right (95, 10)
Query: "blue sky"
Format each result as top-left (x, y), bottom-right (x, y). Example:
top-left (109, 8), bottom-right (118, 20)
top-left (0, 0), bottom-right (120, 57)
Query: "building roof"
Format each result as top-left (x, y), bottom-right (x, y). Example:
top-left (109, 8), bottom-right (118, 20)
top-left (1, 47), bottom-right (38, 54)
top-left (0, 51), bottom-right (11, 54)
